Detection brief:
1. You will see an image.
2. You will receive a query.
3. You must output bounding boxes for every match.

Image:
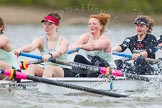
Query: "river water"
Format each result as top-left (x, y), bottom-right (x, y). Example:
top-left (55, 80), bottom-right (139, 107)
top-left (1, 24), bottom-right (162, 108)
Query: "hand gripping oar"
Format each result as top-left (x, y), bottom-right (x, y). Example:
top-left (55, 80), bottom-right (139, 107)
top-left (0, 69), bottom-right (128, 98)
top-left (112, 52), bottom-right (158, 63)
top-left (154, 46), bottom-right (162, 52)
top-left (112, 47), bottom-right (162, 59)
top-left (112, 52), bottom-right (162, 81)
top-left (20, 47), bottom-right (81, 69)
top-left (19, 52), bottom-right (122, 76)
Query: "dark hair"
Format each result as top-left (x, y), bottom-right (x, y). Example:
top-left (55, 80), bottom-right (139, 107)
top-left (0, 17), bottom-right (4, 34)
top-left (134, 15), bottom-right (154, 33)
top-left (47, 13), bottom-right (61, 21)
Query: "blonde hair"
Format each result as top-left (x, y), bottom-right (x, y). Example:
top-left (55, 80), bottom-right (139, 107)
top-left (135, 15), bottom-right (154, 33)
top-left (90, 13), bottom-right (111, 34)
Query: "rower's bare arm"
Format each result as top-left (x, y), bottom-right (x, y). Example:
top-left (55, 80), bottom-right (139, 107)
top-left (69, 33), bottom-right (89, 51)
top-left (157, 43), bottom-right (162, 49)
top-left (112, 46), bottom-right (122, 52)
top-left (132, 51), bottom-right (148, 60)
top-left (79, 36), bottom-right (109, 51)
top-left (0, 36), bottom-right (12, 52)
top-left (0, 36), bottom-right (8, 48)
top-left (94, 36), bottom-right (109, 50)
top-left (14, 38), bottom-right (41, 57)
top-left (74, 34), bottom-right (89, 45)
top-left (139, 51), bottom-right (148, 58)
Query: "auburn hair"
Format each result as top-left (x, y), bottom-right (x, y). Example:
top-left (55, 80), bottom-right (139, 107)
top-left (90, 13), bottom-right (111, 34)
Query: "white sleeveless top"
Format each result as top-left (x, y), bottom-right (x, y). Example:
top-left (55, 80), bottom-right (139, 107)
top-left (40, 34), bottom-right (68, 68)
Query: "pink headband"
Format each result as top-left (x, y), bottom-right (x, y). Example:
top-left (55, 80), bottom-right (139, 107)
top-left (41, 15), bottom-right (59, 26)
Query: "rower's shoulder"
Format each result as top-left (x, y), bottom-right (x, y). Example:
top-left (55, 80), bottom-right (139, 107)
top-left (0, 35), bottom-right (9, 40)
top-left (78, 33), bottom-right (90, 41)
top-left (147, 34), bottom-right (157, 38)
top-left (80, 33), bottom-right (90, 37)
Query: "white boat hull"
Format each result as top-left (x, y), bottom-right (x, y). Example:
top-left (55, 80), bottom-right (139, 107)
top-left (1, 76), bottom-right (161, 95)
top-left (36, 79), bottom-right (148, 95)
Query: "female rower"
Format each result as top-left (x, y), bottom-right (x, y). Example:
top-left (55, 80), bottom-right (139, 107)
top-left (14, 13), bottom-right (70, 78)
top-left (0, 17), bottom-right (19, 80)
top-left (69, 13), bottom-right (116, 77)
top-left (112, 15), bottom-right (158, 75)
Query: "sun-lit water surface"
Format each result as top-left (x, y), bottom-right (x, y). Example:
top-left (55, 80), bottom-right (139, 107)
top-left (0, 24), bottom-right (162, 108)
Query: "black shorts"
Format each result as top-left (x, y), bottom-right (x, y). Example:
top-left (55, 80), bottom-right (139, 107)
top-left (63, 68), bottom-right (77, 77)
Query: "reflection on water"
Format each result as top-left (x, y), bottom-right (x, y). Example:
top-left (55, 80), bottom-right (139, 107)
top-left (1, 24), bottom-right (162, 108)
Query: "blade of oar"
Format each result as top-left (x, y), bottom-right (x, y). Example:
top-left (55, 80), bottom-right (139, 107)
top-left (0, 69), bottom-right (128, 98)
top-left (19, 52), bottom-right (122, 76)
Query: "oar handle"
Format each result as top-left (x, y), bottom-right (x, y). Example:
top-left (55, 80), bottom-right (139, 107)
top-left (112, 52), bottom-right (158, 63)
top-left (20, 52), bottom-right (42, 60)
top-left (112, 46), bottom-right (162, 58)
top-left (112, 52), bottom-right (132, 59)
top-left (67, 48), bottom-right (81, 54)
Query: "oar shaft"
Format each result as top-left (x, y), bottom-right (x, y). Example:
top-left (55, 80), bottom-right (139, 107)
top-left (20, 52), bottom-right (104, 74)
top-left (49, 58), bottom-right (122, 76)
top-left (124, 73), bottom-right (151, 82)
top-left (56, 59), bottom-right (100, 71)
top-left (48, 58), bottom-right (100, 71)
top-left (26, 75), bottom-right (127, 97)
top-left (144, 58), bottom-right (158, 63)
top-left (19, 52), bottom-right (122, 76)
top-left (2, 69), bottom-right (128, 97)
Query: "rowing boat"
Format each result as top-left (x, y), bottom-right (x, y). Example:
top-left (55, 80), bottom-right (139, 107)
top-left (1, 75), bottom-right (161, 95)
top-left (1, 52), bottom-right (162, 97)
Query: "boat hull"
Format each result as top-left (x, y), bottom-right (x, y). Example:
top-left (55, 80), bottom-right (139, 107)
top-left (1, 76), bottom-right (160, 95)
